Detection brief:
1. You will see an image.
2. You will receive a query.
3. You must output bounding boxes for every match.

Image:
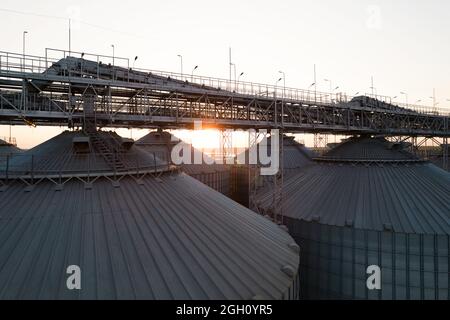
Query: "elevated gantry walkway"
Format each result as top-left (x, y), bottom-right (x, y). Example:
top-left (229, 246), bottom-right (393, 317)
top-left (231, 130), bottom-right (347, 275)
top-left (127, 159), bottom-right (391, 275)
top-left (0, 48), bottom-right (449, 137)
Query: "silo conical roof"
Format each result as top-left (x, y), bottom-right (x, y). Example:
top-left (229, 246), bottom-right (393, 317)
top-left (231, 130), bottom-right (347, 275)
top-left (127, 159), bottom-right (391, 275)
top-left (259, 136), bottom-right (450, 235)
top-left (136, 131), bottom-right (228, 174)
top-left (4, 130), bottom-right (168, 176)
top-left (0, 131), bottom-right (300, 300)
top-left (238, 135), bottom-right (316, 170)
top-left (257, 135), bottom-right (449, 300)
top-left (0, 138), bottom-right (21, 155)
top-left (321, 136), bottom-right (417, 161)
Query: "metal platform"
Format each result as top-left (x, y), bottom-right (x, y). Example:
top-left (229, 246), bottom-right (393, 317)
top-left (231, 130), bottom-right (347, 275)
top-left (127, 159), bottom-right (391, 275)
top-left (0, 48), bottom-right (449, 137)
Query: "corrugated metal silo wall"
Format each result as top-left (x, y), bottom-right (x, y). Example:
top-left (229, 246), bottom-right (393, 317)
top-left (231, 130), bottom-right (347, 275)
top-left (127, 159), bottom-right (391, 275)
top-left (430, 156), bottom-right (450, 172)
top-left (285, 218), bottom-right (449, 300)
top-left (229, 165), bottom-right (264, 208)
top-left (230, 165), bottom-right (250, 207)
top-left (187, 169), bottom-right (231, 196)
top-left (285, 270), bottom-right (301, 300)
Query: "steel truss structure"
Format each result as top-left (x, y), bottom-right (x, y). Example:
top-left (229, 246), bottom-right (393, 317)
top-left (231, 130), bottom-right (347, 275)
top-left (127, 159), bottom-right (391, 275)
top-left (247, 129), bottom-right (263, 213)
top-left (387, 136), bottom-right (449, 171)
top-left (0, 49), bottom-right (448, 137)
top-left (0, 48), bottom-right (449, 220)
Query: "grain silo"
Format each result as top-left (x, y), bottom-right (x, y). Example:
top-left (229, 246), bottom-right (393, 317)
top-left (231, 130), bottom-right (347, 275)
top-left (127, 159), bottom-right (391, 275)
top-left (0, 138), bottom-right (22, 166)
top-left (0, 130), bottom-right (300, 300)
top-left (429, 144), bottom-right (449, 172)
top-left (135, 130), bottom-right (231, 196)
top-left (258, 135), bottom-right (449, 300)
top-left (231, 134), bottom-right (316, 207)
top-left (0, 138), bottom-right (21, 155)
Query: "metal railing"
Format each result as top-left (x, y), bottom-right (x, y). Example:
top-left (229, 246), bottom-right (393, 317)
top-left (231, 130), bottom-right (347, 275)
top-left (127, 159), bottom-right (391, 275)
top-left (0, 48), bottom-right (449, 116)
top-left (0, 151), bottom-right (172, 180)
top-left (395, 102), bottom-right (449, 116)
top-left (357, 94), bottom-right (450, 116)
top-left (0, 136), bottom-right (17, 146)
top-left (0, 51), bottom-right (55, 74)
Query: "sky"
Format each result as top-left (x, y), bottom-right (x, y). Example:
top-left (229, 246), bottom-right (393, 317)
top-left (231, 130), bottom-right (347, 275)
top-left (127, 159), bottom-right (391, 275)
top-left (0, 0), bottom-right (449, 149)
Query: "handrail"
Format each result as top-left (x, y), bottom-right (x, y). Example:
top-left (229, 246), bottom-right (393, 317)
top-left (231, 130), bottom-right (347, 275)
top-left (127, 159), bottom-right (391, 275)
top-left (0, 152), bottom-right (172, 179)
top-left (0, 49), bottom-right (348, 103)
top-left (0, 136), bottom-right (17, 145)
top-left (0, 49), bottom-right (449, 116)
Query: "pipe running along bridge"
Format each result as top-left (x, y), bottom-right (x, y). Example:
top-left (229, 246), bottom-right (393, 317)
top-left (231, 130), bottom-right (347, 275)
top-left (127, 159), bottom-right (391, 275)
top-left (0, 48), bottom-right (448, 137)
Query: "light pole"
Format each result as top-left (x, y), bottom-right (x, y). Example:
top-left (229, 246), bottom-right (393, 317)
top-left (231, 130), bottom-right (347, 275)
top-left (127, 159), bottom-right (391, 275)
top-left (430, 99), bottom-right (440, 113)
top-left (231, 63), bottom-right (236, 90)
top-left (308, 82), bottom-right (315, 101)
top-left (238, 72), bottom-right (244, 82)
top-left (133, 56), bottom-right (138, 69)
top-left (177, 54), bottom-right (183, 79)
top-left (400, 92), bottom-right (408, 107)
top-left (279, 71), bottom-right (286, 126)
top-left (325, 79), bottom-right (338, 102)
top-left (237, 72), bottom-right (244, 91)
top-left (68, 19), bottom-right (71, 55)
top-left (313, 64), bottom-right (317, 101)
top-left (430, 88), bottom-right (439, 113)
top-left (324, 78), bottom-right (333, 93)
top-left (22, 31), bottom-right (28, 71)
top-left (279, 71), bottom-right (286, 97)
top-left (275, 77), bottom-right (282, 96)
top-left (191, 65), bottom-right (198, 82)
top-left (111, 44), bottom-right (115, 66)
top-left (370, 76), bottom-right (375, 96)
top-left (229, 47), bottom-right (232, 90)
top-left (332, 86), bottom-right (339, 102)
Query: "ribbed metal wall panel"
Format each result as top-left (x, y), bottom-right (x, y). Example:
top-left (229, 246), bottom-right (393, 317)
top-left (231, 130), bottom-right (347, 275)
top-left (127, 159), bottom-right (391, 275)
top-left (323, 137), bottom-right (416, 161)
top-left (287, 219), bottom-right (448, 300)
top-left (0, 131), bottom-right (300, 300)
top-left (257, 137), bottom-right (450, 300)
top-left (0, 173), bottom-right (300, 300)
top-left (0, 139), bottom-right (22, 166)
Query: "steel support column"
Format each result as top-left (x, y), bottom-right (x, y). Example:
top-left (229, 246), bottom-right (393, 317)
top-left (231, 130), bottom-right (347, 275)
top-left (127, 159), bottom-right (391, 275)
top-left (443, 137), bottom-right (449, 171)
top-left (248, 129), bottom-right (261, 212)
top-left (272, 129), bottom-right (284, 224)
top-left (220, 129), bottom-right (233, 165)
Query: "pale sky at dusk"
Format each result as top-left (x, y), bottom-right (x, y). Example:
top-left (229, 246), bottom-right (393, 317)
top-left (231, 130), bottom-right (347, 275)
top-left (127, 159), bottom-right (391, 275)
top-left (0, 0), bottom-right (449, 148)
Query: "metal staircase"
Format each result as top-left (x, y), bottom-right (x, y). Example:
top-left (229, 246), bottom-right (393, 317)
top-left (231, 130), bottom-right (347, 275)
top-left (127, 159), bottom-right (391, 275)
top-left (83, 118), bottom-right (126, 171)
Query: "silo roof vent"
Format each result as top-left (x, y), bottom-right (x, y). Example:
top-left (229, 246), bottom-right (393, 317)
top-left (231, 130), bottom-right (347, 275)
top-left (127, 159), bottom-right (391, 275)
top-left (281, 265), bottom-right (296, 278)
top-left (72, 136), bottom-right (91, 153)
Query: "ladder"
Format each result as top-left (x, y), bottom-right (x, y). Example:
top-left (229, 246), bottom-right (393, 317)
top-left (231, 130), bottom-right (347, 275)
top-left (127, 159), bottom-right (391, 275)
top-left (83, 119), bottom-right (126, 171)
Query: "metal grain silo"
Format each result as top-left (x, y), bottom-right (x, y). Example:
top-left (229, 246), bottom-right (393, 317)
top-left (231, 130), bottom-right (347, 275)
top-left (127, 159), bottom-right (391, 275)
top-left (136, 130), bottom-right (231, 196)
top-left (0, 138), bottom-right (22, 166)
top-left (258, 136), bottom-right (449, 300)
top-left (231, 135), bottom-right (316, 207)
top-left (0, 138), bottom-right (21, 154)
top-left (429, 143), bottom-right (449, 172)
top-left (0, 130), bottom-right (300, 300)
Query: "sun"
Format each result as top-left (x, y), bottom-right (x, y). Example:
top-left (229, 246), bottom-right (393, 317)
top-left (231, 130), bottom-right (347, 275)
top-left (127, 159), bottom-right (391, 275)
top-left (175, 129), bottom-right (221, 150)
